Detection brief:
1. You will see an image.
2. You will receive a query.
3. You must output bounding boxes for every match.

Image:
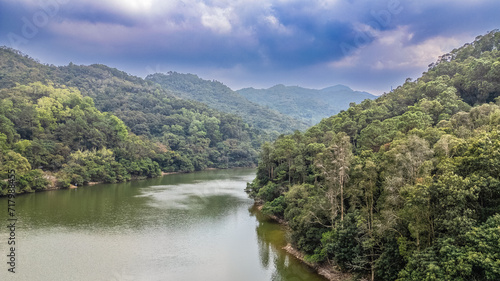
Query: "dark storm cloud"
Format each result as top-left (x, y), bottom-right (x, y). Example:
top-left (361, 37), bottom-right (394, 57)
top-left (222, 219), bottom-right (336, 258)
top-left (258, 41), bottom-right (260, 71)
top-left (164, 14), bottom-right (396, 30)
top-left (0, 0), bottom-right (499, 94)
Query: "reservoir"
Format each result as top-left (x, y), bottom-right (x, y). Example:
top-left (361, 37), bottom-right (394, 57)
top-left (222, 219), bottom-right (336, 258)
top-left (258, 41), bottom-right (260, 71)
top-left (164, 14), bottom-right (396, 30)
top-left (0, 168), bottom-right (326, 281)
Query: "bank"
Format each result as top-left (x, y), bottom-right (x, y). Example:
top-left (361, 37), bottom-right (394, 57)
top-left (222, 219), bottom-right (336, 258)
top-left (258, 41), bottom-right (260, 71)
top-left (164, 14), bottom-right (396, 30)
top-left (0, 167), bottom-right (249, 197)
top-left (255, 204), bottom-right (354, 281)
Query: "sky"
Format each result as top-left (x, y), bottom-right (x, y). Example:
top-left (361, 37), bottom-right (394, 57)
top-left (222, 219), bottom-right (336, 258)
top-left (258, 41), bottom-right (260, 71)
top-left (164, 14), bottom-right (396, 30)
top-left (0, 0), bottom-right (499, 95)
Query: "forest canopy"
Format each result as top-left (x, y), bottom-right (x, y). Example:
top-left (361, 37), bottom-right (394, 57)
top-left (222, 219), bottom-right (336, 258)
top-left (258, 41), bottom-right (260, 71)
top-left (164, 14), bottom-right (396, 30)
top-left (247, 30), bottom-right (500, 281)
top-left (146, 72), bottom-right (309, 135)
top-left (0, 48), bottom-right (262, 194)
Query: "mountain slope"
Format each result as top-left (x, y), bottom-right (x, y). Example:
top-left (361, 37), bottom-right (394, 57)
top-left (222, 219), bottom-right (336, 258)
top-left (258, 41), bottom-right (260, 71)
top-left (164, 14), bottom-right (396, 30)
top-left (0, 82), bottom-right (165, 194)
top-left (238, 84), bottom-right (375, 125)
top-left (146, 72), bottom-right (309, 135)
top-left (0, 47), bottom-right (261, 188)
top-left (247, 30), bottom-right (500, 281)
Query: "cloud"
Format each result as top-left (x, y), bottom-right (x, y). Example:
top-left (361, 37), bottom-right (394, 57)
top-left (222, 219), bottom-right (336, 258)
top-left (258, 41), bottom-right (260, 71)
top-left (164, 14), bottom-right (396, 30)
top-left (329, 26), bottom-right (464, 71)
top-left (1, 0), bottom-right (499, 95)
top-left (9, 0), bottom-right (353, 68)
top-left (395, 0), bottom-right (500, 44)
top-left (200, 5), bottom-right (233, 34)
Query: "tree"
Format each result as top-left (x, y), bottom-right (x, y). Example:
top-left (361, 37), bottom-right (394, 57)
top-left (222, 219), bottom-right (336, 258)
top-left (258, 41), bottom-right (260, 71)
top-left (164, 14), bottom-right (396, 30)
top-left (350, 152), bottom-right (380, 280)
top-left (1, 151), bottom-right (31, 178)
top-left (274, 136), bottom-right (296, 184)
top-left (316, 133), bottom-right (352, 223)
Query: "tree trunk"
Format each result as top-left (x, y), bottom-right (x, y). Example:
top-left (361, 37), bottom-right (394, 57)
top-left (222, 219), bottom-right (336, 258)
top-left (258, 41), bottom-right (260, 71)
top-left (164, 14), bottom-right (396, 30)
top-left (371, 257), bottom-right (375, 281)
top-left (340, 183), bottom-right (344, 221)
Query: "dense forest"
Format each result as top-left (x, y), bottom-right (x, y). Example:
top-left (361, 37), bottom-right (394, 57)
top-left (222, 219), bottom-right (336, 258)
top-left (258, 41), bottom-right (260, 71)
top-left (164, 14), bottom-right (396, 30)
top-left (0, 48), bottom-right (262, 194)
top-left (247, 30), bottom-right (500, 280)
top-left (146, 72), bottom-right (308, 135)
top-left (238, 84), bottom-right (375, 126)
top-left (0, 46), bottom-right (368, 195)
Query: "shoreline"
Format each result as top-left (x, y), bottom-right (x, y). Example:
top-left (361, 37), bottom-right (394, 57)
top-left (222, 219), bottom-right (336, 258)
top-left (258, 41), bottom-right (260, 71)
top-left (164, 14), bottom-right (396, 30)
top-left (282, 243), bottom-right (353, 281)
top-left (161, 171), bottom-right (181, 176)
top-left (255, 203), bottom-right (352, 281)
top-left (2, 167), bottom-right (252, 197)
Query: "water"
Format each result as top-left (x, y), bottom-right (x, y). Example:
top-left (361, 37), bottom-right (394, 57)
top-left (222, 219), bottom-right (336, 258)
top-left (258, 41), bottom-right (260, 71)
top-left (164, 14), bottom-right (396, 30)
top-left (0, 168), bottom-right (326, 281)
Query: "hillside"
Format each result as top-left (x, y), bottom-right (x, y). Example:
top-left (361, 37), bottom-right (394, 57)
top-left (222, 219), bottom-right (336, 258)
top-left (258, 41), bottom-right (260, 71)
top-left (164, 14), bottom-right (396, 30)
top-left (247, 30), bottom-right (500, 281)
top-left (0, 82), bottom-right (164, 193)
top-left (238, 84), bottom-right (375, 125)
top-left (0, 48), bottom-right (263, 194)
top-left (146, 72), bottom-right (309, 135)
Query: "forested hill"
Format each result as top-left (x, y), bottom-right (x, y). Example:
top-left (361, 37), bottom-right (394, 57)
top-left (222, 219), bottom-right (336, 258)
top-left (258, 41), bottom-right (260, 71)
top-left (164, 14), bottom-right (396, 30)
top-left (0, 47), bottom-right (263, 194)
top-left (146, 72), bottom-right (309, 134)
top-left (247, 30), bottom-right (500, 281)
top-left (238, 84), bottom-right (375, 125)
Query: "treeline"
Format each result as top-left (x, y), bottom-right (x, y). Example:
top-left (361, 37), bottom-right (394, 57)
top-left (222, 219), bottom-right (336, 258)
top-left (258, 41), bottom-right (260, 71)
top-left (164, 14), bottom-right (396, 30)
top-left (247, 30), bottom-right (500, 280)
top-left (0, 49), bottom-right (261, 194)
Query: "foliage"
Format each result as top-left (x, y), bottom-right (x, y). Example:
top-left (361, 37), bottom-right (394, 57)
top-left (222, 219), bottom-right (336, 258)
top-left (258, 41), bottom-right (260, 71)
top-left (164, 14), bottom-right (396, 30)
top-left (0, 82), bottom-right (169, 193)
top-left (249, 30), bottom-right (500, 280)
top-left (147, 72), bottom-right (308, 136)
top-left (261, 195), bottom-right (286, 217)
top-left (0, 47), bottom-right (269, 194)
top-left (238, 84), bottom-right (375, 126)
top-left (0, 48), bottom-right (262, 174)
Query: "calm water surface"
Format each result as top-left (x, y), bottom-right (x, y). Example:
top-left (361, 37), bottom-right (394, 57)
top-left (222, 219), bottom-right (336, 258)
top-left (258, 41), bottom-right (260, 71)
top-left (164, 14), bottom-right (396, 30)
top-left (0, 168), bottom-right (325, 281)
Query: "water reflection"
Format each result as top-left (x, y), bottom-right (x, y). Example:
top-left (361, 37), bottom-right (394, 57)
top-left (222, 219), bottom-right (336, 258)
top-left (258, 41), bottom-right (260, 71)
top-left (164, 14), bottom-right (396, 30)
top-left (250, 205), bottom-right (327, 281)
top-left (0, 169), bottom-right (326, 281)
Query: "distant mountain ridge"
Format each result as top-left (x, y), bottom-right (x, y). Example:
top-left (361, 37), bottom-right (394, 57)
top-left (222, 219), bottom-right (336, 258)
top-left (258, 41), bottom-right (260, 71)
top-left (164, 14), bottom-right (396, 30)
top-left (146, 72), bottom-right (309, 136)
top-left (237, 84), bottom-right (375, 125)
top-left (0, 47), bottom-right (264, 175)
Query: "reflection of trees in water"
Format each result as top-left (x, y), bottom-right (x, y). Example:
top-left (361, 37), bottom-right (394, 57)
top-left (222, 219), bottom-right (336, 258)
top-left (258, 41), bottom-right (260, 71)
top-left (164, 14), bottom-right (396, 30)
top-left (250, 205), bottom-right (326, 281)
top-left (271, 247), bottom-right (314, 281)
top-left (257, 226), bottom-right (271, 269)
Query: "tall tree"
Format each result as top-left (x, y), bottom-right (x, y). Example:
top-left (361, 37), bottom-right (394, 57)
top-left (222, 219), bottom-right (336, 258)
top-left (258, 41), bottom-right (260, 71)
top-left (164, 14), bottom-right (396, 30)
top-left (316, 133), bottom-right (353, 223)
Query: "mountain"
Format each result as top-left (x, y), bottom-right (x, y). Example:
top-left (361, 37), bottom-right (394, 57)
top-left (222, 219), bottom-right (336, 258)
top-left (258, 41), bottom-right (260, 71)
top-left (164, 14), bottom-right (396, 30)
top-left (238, 84), bottom-right (375, 125)
top-left (0, 47), bottom-right (263, 194)
top-left (146, 72), bottom-right (309, 135)
top-left (247, 30), bottom-right (500, 281)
